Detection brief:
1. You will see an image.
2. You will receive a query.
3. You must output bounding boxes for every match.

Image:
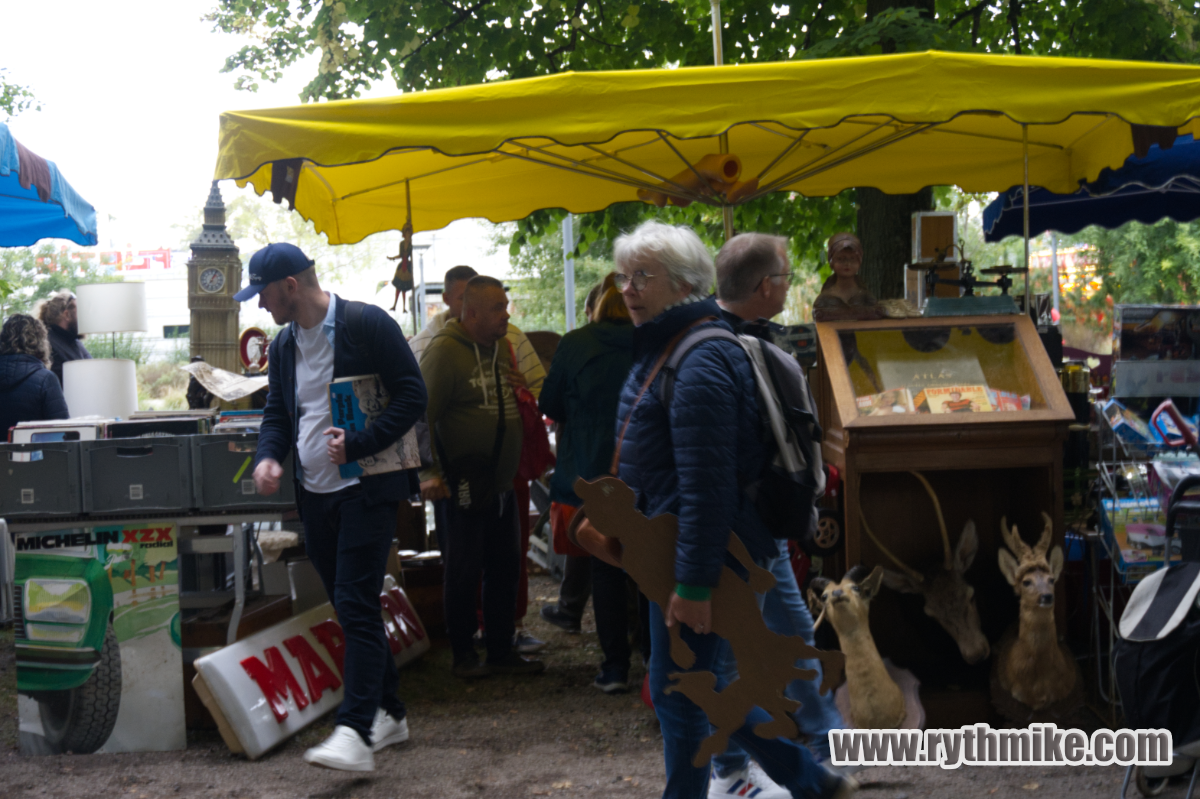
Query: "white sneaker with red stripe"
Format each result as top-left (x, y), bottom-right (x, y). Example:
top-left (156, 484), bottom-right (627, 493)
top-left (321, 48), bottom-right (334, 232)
top-left (707, 762), bottom-right (790, 799)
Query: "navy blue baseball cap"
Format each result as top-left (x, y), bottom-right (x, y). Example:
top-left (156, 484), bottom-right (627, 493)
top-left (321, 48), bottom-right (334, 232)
top-left (233, 243), bottom-right (316, 302)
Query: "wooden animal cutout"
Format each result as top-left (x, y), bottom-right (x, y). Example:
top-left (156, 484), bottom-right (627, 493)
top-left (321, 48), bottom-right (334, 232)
top-left (859, 471), bottom-right (990, 664)
top-left (994, 512), bottom-right (1077, 711)
top-left (808, 566), bottom-right (906, 729)
top-left (575, 476), bottom-right (845, 766)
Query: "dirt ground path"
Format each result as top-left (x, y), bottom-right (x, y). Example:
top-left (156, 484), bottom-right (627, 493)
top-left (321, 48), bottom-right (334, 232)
top-left (0, 575), bottom-right (1166, 798)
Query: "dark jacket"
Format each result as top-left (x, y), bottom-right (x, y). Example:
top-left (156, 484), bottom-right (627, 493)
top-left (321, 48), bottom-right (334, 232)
top-left (539, 319), bottom-right (634, 505)
top-left (256, 295), bottom-right (427, 506)
top-left (46, 324), bottom-right (91, 385)
top-left (614, 296), bottom-right (773, 589)
top-left (0, 354), bottom-right (69, 436)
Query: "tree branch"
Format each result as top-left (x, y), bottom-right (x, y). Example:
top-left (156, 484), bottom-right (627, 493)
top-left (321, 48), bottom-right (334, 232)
top-left (946, 1), bottom-right (988, 29)
top-left (402, 0), bottom-right (493, 66)
top-left (1008, 0), bottom-right (1022, 55)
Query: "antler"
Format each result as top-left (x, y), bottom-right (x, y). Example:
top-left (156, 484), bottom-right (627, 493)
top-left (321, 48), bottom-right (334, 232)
top-left (909, 471), bottom-right (952, 571)
top-left (858, 505), bottom-right (925, 584)
top-left (999, 516), bottom-right (1030, 559)
top-left (1034, 511), bottom-right (1054, 559)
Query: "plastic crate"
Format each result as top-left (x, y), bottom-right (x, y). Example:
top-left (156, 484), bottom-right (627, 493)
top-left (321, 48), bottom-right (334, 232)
top-left (190, 434), bottom-right (295, 510)
top-left (0, 442), bottom-right (83, 517)
top-left (82, 437), bottom-right (194, 513)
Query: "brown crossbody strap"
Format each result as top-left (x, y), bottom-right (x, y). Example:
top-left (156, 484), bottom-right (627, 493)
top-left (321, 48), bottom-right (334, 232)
top-left (609, 317), bottom-right (716, 476)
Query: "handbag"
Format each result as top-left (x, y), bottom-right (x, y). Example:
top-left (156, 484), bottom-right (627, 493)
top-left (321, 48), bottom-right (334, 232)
top-left (508, 339), bottom-right (555, 481)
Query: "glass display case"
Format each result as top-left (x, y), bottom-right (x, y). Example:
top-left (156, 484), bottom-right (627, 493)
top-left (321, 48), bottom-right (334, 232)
top-left (813, 314), bottom-right (1074, 729)
top-left (819, 315), bottom-right (1072, 428)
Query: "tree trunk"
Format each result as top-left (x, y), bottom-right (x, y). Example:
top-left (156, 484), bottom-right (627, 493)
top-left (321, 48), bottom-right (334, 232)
top-left (856, 187), bottom-right (934, 300)
top-left (856, 0), bottom-right (936, 301)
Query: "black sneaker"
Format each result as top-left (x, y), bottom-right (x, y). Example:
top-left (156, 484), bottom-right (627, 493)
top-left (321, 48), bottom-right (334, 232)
top-left (540, 604), bottom-right (582, 633)
top-left (593, 669), bottom-right (629, 694)
top-left (452, 654), bottom-right (491, 679)
top-left (486, 652), bottom-right (546, 675)
top-left (514, 630), bottom-right (547, 653)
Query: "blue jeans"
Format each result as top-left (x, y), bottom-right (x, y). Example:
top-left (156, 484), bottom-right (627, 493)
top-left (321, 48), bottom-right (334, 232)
top-left (713, 540), bottom-right (843, 774)
top-left (648, 598), bottom-right (827, 799)
top-left (299, 484), bottom-right (406, 745)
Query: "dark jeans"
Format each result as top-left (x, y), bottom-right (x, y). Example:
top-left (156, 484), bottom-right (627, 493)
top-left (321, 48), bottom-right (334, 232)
top-left (592, 557), bottom-right (632, 676)
top-left (436, 491), bottom-right (520, 663)
top-left (556, 554), bottom-right (593, 620)
top-left (299, 484), bottom-right (405, 745)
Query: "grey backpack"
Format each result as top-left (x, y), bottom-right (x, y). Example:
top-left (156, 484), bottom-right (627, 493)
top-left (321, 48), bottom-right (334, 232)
top-left (661, 328), bottom-right (825, 542)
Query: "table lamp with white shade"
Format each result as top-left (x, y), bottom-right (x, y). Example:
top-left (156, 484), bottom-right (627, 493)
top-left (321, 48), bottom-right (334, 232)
top-left (63, 282), bottom-right (147, 419)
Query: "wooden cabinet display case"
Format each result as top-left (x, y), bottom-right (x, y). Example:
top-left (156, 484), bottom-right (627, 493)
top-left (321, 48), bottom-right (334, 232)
top-left (814, 314), bottom-right (1074, 726)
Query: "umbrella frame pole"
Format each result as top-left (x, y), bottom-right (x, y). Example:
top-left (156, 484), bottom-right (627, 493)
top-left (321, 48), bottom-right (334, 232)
top-left (711, 0), bottom-right (735, 242)
top-left (564, 213), bottom-right (576, 332)
top-left (1023, 124), bottom-right (1032, 317)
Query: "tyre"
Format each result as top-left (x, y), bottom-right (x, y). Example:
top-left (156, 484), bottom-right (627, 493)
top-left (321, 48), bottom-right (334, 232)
top-left (1134, 766), bottom-right (1168, 797)
top-left (805, 508), bottom-right (843, 557)
top-left (38, 621), bottom-right (122, 754)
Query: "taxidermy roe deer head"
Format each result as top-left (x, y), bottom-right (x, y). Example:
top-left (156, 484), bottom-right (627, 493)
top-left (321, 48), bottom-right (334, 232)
top-left (995, 512), bottom-right (1075, 710)
top-left (858, 471), bottom-right (990, 664)
top-left (809, 566), bottom-right (906, 730)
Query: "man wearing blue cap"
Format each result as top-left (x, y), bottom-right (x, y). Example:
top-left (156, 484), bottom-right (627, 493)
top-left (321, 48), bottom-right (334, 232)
top-left (237, 243), bottom-right (427, 772)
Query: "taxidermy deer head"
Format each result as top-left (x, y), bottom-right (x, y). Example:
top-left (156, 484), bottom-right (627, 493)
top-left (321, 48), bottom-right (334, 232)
top-left (995, 512), bottom-right (1075, 710)
top-left (858, 471), bottom-right (990, 665)
top-left (998, 512), bottom-right (1063, 612)
top-left (808, 565), bottom-right (906, 730)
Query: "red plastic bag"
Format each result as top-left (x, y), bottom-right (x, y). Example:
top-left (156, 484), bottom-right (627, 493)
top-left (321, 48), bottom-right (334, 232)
top-left (508, 339), bottom-right (555, 481)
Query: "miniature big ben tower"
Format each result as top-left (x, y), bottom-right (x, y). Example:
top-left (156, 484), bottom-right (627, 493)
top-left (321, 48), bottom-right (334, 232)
top-left (188, 181), bottom-right (241, 372)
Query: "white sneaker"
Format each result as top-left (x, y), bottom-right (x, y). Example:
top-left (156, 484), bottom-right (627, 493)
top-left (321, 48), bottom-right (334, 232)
top-left (370, 708), bottom-right (410, 752)
top-left (708, 762), bottom-right (790, 799)
top-left (303, 725), bottom-right (375, 772)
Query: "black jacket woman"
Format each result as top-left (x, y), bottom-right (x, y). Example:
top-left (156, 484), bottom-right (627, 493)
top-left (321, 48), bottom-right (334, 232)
top-left (0, 313), bottom-right (70, 437)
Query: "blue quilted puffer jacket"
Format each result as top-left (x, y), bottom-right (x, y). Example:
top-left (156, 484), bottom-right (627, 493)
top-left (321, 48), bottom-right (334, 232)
top-left (614, 295), bottom-right (774, 589)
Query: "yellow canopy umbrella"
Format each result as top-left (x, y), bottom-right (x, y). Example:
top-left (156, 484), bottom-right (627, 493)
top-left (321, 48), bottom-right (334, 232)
top-left (216, 50), bottom-right (1200, 245)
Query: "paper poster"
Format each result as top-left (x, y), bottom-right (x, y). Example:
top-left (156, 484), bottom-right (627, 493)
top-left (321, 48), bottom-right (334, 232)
top-left (14, 522), bottom-right (184, 755)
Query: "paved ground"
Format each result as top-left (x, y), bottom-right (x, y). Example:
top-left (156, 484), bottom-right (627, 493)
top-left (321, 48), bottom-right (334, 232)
top-left (0, 575), bottom-right (1176, 798)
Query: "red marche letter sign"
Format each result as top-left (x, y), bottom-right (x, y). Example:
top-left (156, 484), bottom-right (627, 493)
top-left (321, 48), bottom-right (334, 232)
top-left (309, 620), bottom-right (346, 677)
top-left (380, 587), bottom-right (426, 654)
top-left (283, 635), bottom-right (342, 703)
top-left (240, 647), bottom-right (309, 723)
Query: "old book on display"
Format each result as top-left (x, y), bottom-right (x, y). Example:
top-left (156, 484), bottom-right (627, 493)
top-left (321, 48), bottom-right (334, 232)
top-left (328, 374), bottom-right (421, 480)
top-left (913, 385), bottom-right (995, 414)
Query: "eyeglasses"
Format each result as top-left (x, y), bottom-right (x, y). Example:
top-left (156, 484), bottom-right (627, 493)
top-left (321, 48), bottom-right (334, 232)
top-left (613, 271), bottom-right (656, 292)
top-left (756, 272), bottom-right (791, 290)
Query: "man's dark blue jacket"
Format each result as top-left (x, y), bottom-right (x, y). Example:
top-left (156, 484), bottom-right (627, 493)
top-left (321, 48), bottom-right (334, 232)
top-left (614, 296), bottom-right (774, 590)
top-left (255, 296), bottom-right (427, 505)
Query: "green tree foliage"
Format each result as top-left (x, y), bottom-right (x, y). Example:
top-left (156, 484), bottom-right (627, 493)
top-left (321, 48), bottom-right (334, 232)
top-left (1085, 219), bottom-right (1200, 306)
top-left (0, 67), bottom-right (38, 121)
top-left (0, 245), bottom-right (121, 318)
top-left (205, 0), bottom-right (1200, 323)
top-left (499, 226), bottom-right (613, 332)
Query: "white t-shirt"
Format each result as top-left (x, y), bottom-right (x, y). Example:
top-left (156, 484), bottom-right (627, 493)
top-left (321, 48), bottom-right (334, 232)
top-left (294, 294), bottom-right (359, 494)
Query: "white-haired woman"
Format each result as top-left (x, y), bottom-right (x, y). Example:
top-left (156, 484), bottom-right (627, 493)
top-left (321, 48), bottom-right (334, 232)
top-left (587, 221), bottom-right (852, 799)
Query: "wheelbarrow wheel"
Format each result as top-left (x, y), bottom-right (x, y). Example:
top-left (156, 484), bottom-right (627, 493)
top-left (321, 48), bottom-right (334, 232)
top-left (806, 508), bottom-right (843, 557)
top-left (1134, 766), bottom-right (1169, 797)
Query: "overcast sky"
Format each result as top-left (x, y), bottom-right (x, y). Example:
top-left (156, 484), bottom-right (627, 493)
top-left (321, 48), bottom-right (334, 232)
top-left (4, 0), bottom-right (511, 284)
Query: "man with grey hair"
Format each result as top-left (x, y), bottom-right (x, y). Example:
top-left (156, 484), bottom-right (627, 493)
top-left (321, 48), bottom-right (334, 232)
top-left (34, 289), bottom-right (91, 386)
top-left (710, 233), bottom-right (846, 798)
top-left (588, 220), bottom-right (853, 799)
